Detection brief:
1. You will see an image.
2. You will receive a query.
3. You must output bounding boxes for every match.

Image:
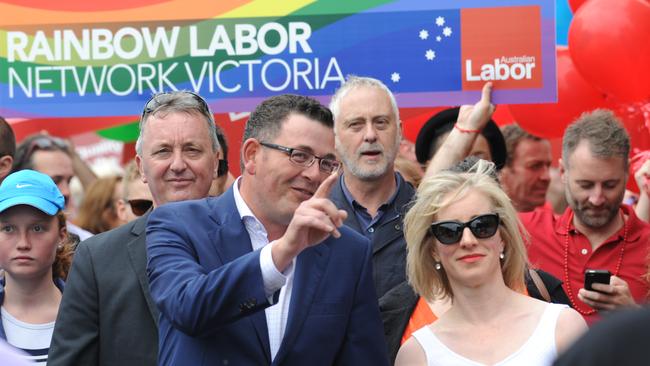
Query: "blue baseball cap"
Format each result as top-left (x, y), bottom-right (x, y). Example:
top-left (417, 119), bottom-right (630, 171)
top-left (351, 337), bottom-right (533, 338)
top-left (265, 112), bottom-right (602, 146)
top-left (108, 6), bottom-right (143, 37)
top-left (0, 170), bottom-right (65, 215)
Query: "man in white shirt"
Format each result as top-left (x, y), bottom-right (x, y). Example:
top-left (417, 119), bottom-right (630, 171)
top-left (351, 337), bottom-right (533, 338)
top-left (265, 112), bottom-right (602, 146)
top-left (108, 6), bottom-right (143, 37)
top-left (146, 94), bottom-right (389, 365)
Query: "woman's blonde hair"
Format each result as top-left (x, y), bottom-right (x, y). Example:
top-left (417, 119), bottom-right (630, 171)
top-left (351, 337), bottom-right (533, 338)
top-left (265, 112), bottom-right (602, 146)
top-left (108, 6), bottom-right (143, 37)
top-left (404, 159), bottom-right (528, 301)
top-left (75, 176), bottom-right (122, 234)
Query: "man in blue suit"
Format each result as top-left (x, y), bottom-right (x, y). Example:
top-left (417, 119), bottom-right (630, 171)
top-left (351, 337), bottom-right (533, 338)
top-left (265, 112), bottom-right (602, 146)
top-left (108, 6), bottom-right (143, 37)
top-left (146, 94), bottom-right (389, 365)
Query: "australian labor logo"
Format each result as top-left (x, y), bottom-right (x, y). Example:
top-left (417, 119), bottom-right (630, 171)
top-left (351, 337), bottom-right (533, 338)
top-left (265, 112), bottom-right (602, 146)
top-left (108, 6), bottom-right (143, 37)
top-left (461, 6), bottom-right (543, 89)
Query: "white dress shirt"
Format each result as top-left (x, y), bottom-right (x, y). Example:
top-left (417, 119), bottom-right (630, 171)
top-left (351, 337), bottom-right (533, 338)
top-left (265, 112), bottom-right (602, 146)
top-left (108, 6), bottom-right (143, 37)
top-left (233, 178), bottom-right (294, 360)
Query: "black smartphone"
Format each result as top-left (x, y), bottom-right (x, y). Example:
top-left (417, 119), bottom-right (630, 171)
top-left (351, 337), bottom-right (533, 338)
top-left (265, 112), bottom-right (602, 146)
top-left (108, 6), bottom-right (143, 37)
top-left (584, 269), bottom-right (611, 292)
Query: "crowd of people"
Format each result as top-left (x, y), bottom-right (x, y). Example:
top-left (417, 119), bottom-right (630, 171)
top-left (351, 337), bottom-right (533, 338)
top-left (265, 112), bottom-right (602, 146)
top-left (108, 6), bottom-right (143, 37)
top-left (0, 76), bottom-right (648, 366)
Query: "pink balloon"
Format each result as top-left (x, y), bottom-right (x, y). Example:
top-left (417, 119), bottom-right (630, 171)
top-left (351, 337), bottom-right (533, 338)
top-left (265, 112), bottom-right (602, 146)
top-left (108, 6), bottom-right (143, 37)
top-left (569, 0), bottom-right (650, 102)
top-left (508, 47), bottom-right (607, 139)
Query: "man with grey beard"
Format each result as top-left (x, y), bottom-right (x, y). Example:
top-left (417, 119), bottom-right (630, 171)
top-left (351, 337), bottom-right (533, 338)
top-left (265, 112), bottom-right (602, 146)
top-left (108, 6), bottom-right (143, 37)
top-left (328, 76), bottom-right (415, 299)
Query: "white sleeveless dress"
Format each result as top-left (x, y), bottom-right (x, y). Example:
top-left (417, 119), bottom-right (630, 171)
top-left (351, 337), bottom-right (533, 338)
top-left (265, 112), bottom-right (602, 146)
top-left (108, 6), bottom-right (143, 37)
top-left (412, 303), bottom-right (567, 366)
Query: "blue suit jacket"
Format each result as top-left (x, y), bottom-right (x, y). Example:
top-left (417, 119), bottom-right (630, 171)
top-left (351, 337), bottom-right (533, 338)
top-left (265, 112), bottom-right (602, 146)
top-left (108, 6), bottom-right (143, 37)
top-left (146, 187), bottom-right (389, 366)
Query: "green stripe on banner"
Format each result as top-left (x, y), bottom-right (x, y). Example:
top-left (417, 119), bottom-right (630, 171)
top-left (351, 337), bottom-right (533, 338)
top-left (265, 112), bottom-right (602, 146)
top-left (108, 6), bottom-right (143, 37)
top-left (97, 121), bottom-right (139, 142)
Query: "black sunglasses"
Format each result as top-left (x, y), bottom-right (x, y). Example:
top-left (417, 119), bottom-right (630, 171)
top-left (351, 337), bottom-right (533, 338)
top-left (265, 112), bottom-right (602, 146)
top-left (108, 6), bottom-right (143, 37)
top-left (259, 142), bottom-right (341, 174)
top-left (128, 199), bottom-right (153, 216)
top-left (217, 159), bottom-right (228, 177)
top-left (429, 213), bottom-right (500, 245)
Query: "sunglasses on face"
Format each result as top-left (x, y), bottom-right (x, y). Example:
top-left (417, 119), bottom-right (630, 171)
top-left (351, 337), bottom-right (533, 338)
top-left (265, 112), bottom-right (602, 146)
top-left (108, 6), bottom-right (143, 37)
top-left (429, 213), bottom-right (501, 245)
top-left (217, 159), bottom-right (228, 177)
top-left (128, 199), bottom-right (153, 216)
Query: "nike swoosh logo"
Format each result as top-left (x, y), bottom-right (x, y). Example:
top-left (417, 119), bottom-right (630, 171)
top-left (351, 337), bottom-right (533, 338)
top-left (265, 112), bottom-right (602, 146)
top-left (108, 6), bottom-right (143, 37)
top-left (15, 184), bottom-right (32, 188)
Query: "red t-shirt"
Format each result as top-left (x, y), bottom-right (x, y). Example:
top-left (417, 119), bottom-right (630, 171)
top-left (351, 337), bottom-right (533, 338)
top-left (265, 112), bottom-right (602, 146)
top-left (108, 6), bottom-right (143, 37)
top-left (521, 205), bottom-right (650, 324)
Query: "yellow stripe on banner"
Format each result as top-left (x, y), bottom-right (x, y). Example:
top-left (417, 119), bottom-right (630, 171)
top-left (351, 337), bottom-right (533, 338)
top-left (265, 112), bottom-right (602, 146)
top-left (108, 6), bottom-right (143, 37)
top-left (218, 0), bottom-right (315, 18)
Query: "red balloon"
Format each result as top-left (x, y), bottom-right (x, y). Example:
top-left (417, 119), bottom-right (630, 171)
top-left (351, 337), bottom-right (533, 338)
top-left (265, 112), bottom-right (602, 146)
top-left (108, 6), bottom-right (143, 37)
top-left (569, 0), bottom-right (650, 102)
top-left (508, 47), bottom-right (607, 139)
top-left (603, 97), bottom-right (650, 192)
top-left (568, 0), bottom-right (588, 13)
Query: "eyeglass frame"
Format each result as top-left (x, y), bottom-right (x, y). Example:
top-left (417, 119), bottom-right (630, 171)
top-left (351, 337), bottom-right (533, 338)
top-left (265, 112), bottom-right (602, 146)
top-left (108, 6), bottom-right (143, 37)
top-left (259, 142), bottom-right (342, 174)
top-left (428, 213), bottom-right (501, 245)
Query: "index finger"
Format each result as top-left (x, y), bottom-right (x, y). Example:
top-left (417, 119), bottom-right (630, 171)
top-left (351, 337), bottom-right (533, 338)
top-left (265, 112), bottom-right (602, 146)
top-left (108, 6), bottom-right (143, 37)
top-left (312, 170), bottom-right (339, 199)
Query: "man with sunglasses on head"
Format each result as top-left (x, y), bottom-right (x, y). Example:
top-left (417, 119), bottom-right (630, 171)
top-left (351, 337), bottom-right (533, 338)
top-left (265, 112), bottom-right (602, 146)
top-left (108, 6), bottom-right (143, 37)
top-left (145, 94), bottom-right (388, 365)
top-left (48, 91), bottom-right (220, 366)
top-left (12, 133), bottom-right (97, 241)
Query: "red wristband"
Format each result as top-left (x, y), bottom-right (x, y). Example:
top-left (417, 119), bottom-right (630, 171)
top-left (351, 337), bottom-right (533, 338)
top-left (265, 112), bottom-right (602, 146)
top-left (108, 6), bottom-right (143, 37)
top-left (454, 124), bottom-right (481, 134)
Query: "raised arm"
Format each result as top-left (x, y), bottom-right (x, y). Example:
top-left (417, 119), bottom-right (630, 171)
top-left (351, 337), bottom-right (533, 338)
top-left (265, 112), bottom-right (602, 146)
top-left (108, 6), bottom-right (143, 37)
top-left (424, 82), bottom-right (495, 178)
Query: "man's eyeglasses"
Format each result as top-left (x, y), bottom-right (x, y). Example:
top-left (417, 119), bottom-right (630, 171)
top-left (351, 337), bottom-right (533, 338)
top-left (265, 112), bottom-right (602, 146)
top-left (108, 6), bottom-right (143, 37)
top-left (259, 142), bottom-right (341, 174)
top-left (128, 199), bottom-right (153, 216)
top-left (141, 91), bottom-right (212, 120)
top-left (429, 213), bottom-right (500, 245)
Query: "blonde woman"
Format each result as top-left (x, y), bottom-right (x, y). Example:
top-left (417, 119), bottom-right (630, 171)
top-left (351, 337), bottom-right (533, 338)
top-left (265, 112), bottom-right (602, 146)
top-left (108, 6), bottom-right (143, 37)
top-left (396, 160), bottom-right (586, 366)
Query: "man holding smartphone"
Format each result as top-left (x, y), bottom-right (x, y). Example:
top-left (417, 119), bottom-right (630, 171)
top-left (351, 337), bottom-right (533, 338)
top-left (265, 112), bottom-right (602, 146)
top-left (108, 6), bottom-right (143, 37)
top-left (521, 110), bottom-right (650, 324)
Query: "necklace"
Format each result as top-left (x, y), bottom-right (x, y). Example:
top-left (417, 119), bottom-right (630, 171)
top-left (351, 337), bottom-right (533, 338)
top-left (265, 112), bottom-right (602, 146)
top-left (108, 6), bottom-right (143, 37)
top-left (563, 211), bottom-right (628, 316)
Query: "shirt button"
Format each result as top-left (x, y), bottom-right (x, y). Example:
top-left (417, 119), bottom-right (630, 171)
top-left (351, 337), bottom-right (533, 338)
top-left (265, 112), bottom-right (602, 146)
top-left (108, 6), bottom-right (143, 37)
top-left (581, 248), bottom-right (588, 255)
top-left (368, 227), bottom-right (375, 233)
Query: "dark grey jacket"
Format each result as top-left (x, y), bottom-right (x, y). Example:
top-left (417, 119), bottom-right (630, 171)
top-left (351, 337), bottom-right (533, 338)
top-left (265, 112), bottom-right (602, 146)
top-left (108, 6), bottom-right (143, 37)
top-left (48, 214), bottom-right (158, 366)
top-left (330, 173), bottom-right (415, 299)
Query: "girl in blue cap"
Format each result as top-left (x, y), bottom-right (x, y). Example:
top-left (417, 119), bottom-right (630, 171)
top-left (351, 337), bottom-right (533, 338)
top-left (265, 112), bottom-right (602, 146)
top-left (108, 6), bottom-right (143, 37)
top-left (0, 169), bottom-right (74, 365)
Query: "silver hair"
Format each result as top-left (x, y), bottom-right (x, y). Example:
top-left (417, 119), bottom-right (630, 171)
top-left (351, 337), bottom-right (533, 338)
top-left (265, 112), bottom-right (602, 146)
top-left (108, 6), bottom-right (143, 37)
top-left (329, 75), bottom-right (401, 126)
top-left (135, 91), bottom-right (219, 156)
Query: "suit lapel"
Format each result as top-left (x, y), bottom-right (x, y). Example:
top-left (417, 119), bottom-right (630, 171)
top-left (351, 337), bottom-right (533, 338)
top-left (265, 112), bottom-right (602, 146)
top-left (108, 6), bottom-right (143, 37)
top-left (207, 190), bottom-right (272, 362)
top-left (273, 242), bottom-right (330, 364)
top-left (125, 213), bottom-right (159, 323)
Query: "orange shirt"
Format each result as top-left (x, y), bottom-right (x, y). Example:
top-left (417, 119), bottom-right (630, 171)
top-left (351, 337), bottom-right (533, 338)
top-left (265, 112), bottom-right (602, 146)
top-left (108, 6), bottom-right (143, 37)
top-left (401, 288), bottom-right (531, 344)
top-left (401, 297), bottom-right (437, 345)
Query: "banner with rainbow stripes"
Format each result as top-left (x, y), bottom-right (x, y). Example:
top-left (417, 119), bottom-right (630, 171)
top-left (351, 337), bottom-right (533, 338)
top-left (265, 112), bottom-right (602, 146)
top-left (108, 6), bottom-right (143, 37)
top-left (1, 0), bottom-right (555, 121)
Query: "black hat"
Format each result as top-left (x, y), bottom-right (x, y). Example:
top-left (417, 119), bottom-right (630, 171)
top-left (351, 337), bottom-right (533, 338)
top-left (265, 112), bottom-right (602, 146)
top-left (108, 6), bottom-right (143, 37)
top-left (414, 107), bottom-right (506, 169)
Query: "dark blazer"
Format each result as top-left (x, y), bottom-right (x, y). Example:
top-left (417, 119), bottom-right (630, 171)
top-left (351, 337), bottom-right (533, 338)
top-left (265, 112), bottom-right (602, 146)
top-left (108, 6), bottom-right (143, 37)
top-left (48, 214), bottom-right (158, 366)
top-left (329, 173), bottom-right (415, 299)
top-left (554, 307), bottom-right (650, 366)
top-left (146, 188), bottom-right (390, 366)
top-left (379, 269), bottom-right (571, 363)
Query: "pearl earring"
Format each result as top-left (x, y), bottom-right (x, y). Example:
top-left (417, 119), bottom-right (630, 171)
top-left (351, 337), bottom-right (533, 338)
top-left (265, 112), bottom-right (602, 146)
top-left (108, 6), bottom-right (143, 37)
top-left (435, 262), bottom-right (442, 270)
top-left (499, 252), bottom-right (505, 260)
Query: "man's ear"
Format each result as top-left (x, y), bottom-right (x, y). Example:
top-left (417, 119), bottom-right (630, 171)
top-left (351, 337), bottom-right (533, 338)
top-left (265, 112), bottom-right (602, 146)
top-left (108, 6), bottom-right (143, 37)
top-left (559, 158), bottom-right (566, 184)
top-left (135, 155), bottom-right (147, 183)
top-left (241, 138), bottom-right (261, 175)
top-left (0, 155), bottom-right (13, 181)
